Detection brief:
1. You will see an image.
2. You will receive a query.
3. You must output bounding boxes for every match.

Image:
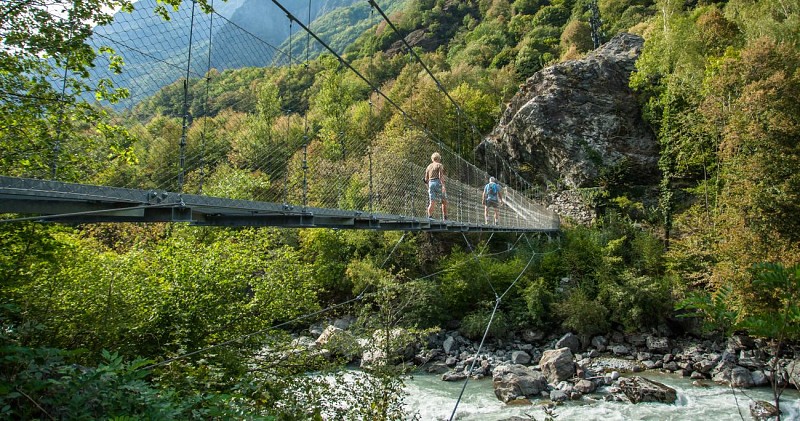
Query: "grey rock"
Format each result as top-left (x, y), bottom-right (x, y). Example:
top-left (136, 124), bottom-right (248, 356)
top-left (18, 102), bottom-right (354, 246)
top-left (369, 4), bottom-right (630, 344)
top-left (751, 370), bottom-right (769, 387)
top-left (556, 332), bottom-right (582, 354)
top-left (618, 376), bottom-right (677, 404)
top-left (442, 371), bottom-right (468, 382)
top-left (787, 359), bottom-right (800, 389)
top-left (611, 345), bottom-right (630, 356)
top-left (663, 362), bottom-right (678, 372)
top-left (646, 336), bottom-right (670, 354)
top-left (727, 335), bottom-right (755, 352)
top-left (425, 362), bottom-right (451, 374)
top-left (550, 389), bottom-right (569, 402)
top-left (626, 334), bottom-right (647, 347)
top-left (511, 350), bottom-right (532, 365)
top-left (591, 335), bottom-right (608, 351)
top-left (479, 34), bottom-right (657, 224)
top-left (520, 329), bottom-right (545, 343)
top-left (443, 336), bottom-right (456, 354)
top-left (492, 364), bottom-right (548, 403)
top-left (750, 400), bottom-right (779, 421)
top-left (574, 379), bottom-right (597, 394)
top-left (539, 347), bottom-right (576, 383)
top-left (315, 325), bottom-right (360, 361)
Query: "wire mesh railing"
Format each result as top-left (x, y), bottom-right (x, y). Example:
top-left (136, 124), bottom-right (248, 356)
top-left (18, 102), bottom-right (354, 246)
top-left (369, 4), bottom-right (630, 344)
top-left (1, 0), bottom-right (559, 231)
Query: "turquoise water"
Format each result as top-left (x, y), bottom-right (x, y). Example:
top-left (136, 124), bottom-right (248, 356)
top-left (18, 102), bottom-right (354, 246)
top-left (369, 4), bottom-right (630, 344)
top-left (403, 371), bottom-right (800, 420)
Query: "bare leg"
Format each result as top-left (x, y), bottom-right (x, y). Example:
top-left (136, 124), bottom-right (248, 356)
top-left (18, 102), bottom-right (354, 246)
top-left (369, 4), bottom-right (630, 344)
top-left (484, 205), bottom-right (489, 223)
top-left (441, 200), bottom-right (448, 220)
top-left (427, 201), bottom-right (435, 218)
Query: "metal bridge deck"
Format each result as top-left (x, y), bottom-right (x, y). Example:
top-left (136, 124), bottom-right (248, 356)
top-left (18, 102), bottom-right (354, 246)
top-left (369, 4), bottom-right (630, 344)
top-left (0, 176), bottom-right (559, 233)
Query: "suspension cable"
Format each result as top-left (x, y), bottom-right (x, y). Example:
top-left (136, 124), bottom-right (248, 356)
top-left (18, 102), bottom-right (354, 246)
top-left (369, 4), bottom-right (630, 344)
top-left (449, 233), bottom-right (538, 421)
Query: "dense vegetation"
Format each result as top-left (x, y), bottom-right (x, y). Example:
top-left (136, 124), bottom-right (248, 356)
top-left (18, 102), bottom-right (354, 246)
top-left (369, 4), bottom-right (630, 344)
top-left (2, 0), bottom-right (799, 418)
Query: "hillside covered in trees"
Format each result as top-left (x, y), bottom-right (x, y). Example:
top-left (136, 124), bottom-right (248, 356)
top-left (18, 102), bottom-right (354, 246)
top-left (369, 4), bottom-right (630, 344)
top-left (1, 0), bottom-right (799, 418)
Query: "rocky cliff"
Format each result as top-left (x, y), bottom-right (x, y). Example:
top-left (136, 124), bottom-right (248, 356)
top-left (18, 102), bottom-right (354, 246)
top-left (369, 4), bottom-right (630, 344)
top-left (480, 33), bottom-right (658, 191)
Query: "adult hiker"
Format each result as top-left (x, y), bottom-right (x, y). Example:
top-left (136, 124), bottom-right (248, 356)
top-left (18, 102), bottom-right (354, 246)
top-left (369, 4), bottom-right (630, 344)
top-left (483, 176), bottom-right (503, 224)
top-left (424, 152), bottom-right (448, 220)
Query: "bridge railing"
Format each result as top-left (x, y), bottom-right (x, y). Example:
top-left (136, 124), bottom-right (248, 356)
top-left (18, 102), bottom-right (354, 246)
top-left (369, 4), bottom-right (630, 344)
top-left (2, 0), bottom-right (559, 231)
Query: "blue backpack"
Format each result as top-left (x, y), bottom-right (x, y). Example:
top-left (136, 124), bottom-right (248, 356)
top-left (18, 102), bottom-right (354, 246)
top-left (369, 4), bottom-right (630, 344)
top-left (485, 182), bottom-right (499, 201)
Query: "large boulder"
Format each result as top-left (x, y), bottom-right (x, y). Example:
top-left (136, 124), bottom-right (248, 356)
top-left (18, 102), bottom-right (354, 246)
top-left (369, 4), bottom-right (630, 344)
top-left (539, 347), bottom-right (575, 384)
top-left (315, 325), bottom-right (360, 360)
top-left (618, 376), bottom-right (677, 404)
top-left (492, 364), bottom-right (548, 403)
top-left (480, 33), bottom-right (657, 198)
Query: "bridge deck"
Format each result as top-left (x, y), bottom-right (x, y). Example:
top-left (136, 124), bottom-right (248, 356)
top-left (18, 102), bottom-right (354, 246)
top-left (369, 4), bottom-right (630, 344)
top-left (0, 176), bottom-right (559, 233)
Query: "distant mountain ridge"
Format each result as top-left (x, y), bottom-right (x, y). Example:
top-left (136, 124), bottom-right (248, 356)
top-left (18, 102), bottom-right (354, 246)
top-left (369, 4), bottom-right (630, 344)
top-left (89, 0), bottom-right (364, 108)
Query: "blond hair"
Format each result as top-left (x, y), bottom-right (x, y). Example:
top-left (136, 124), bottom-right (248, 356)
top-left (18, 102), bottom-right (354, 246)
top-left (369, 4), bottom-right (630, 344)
top-left (431, 152), bottom-right (441, 162)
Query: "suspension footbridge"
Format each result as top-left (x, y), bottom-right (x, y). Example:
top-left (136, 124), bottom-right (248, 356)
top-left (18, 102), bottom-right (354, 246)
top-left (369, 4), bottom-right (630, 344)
top-left (1, 0), bottom-right (560, 233)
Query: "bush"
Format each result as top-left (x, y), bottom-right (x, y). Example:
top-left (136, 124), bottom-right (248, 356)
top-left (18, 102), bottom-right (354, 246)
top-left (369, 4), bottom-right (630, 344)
top-left (554, 289), bottom-right (609, 336)
top-left (598, 270), bottom-right (672, 332)
top-left (460, 308), bottom-right (509, 340)
top-left (523, 277), bottom-right (556, 329)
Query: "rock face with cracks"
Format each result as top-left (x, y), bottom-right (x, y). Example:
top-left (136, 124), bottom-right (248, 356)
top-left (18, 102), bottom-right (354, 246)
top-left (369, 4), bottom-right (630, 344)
top-left (480, 33), bottom-right (658, 191)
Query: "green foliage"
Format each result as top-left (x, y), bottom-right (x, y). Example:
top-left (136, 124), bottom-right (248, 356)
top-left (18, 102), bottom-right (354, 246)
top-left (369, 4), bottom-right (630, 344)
top-left (554, 288), bottom-right (609, 336)
top-left (676, 262), bottom-right (800, 342)
top-left (598, 270), bottom-right (671, 332)
top-left (0, 309), bottom-right (267, 420)
top-left (523, 277), bottom-right (556, 329)
top-left (460, 306), bottom-right (510, 340)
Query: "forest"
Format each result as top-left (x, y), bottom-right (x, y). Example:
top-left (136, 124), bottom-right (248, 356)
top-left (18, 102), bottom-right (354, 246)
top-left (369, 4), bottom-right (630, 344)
top-left (1, 0), bottom-right (799, 419)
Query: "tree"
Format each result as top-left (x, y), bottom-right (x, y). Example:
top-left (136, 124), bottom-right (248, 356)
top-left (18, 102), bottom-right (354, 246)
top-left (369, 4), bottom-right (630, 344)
top-left (0, 0), bottom-right (134, 179)
top-left (677, 262), bottom-right (800, 421)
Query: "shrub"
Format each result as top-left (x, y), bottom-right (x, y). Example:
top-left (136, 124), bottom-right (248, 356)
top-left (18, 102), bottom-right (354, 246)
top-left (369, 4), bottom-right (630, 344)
top-left (523, 277), bottom-right (556, 329)
top-left (554, 288), bottom-right (609, 336)
top-left (460, 308), bottom-right (509, 340)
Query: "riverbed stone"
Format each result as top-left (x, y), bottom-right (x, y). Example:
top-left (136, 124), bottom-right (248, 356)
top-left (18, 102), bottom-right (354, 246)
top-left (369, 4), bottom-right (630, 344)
top-left (711, 360), bottom-right (737, 384)
top-left (611, 345), bottom-right (630, 356)
top-left (694, 358), bottom-right (716, 374)
top-left (426, 362), bottom-right (450, 374)
top-left (540, 347), bottom-right (575, 383)
top-left (751, 370), bottom-right (769, 387)
top-left (443, 336), bottom-right (456, 354)
top-left (787, 359), bottom-right (800, 389)
top-left (750, 400), bottom-right (779, 421)
top-left (618, 376), bottom-right (677, 404)
top-left (442, 371), bottom-right (468, 382)
top-left (646, 336), bottom-right (670, 354)
top-left (730, 366), bottom-right (754, 388)
top-left (592, 357), bottom-right (643, 373)
top-left (727, 335), bottom-right (755, 352)
top-left (550, 389), bottom-right (568, 402)
top-left (592, 335), bottom-right (608, 351)
top-left (315, 325), bottom-right (359, 360)
top-left (511, 350), bottom-right (532, 365)
top-left (574, 379), bottom-right (596, 394)
top-left (520, 329), bottom-right (545, 343)
top-left (626, 333), bottom-right (647, 347)
top-left (556, 332), bottom-right (581, 353)
top-left (492, 364), bottom-right (548, 403)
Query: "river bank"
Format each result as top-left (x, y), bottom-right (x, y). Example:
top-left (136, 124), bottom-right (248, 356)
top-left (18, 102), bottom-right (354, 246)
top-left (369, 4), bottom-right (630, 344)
top-left (311, 319), bottom-right (800, 419)
top-left (403, 370), bottom-right (800, 420)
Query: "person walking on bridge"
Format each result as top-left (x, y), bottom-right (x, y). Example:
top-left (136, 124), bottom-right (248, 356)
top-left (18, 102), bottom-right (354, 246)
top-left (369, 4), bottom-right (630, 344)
top-left (483, 176), bottom-right (503, 224)
top-left (424, 152), bottom-right (448, 220)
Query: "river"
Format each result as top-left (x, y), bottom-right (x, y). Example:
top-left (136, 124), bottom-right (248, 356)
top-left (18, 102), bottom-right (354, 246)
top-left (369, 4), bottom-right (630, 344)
top-left (403, 371), bottom-right (800, 420)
